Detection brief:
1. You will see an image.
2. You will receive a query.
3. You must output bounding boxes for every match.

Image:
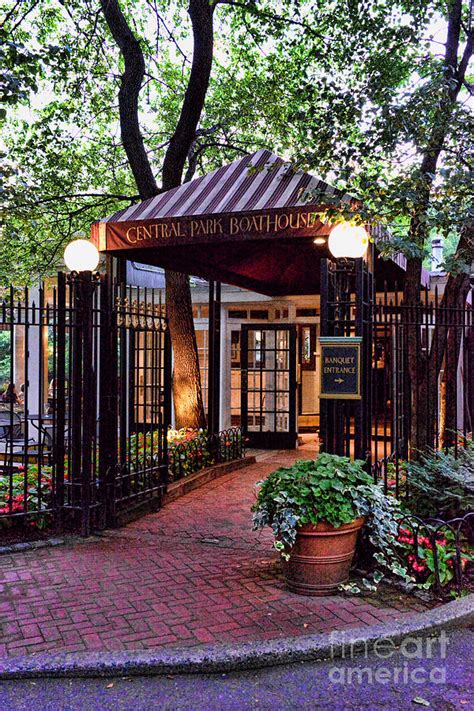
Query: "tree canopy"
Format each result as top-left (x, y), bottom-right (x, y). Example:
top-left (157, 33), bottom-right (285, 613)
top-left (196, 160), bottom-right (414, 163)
top-left (1, 0), bottom-right (472, 285)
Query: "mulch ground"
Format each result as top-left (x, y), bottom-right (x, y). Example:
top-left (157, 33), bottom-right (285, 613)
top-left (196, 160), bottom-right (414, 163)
top-left (0, 444), bottom-right (436, 658)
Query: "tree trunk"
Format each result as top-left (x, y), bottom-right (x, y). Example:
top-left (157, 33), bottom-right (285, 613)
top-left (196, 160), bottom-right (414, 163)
top-left (166, 270), bottom-right (206, 428)
top-left (404, 258), bottom-right (433, 453)
top-left (403, 0), bottom-right (473, 455)
top-left (101, 0), bottom-right (215, 429)
top-left (161, 0), bottom-right (214, 429)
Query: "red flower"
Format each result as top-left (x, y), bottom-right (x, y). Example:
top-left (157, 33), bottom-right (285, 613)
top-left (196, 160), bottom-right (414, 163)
top-left (418, 536), bottom-right (432, 549)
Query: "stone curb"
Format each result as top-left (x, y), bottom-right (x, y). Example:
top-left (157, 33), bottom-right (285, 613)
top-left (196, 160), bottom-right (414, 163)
top-left (0, 535), bottom-right (105, 557)
top-left (0, 594), bottom-right (472, 679)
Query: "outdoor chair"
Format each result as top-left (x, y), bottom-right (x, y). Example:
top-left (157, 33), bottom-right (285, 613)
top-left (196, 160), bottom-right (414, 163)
top-left (0, 411), bottom-right (53, 473)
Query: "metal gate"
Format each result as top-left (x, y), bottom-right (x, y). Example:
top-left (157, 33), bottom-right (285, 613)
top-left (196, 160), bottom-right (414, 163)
top-left (319, 257), bottom-right (374, 462)
top-left (241, 324), bottom-right (297, 449)
top-left (100, 280), bottom-right (171, 526)
top-left (0, 273), bottom-right (171, 536)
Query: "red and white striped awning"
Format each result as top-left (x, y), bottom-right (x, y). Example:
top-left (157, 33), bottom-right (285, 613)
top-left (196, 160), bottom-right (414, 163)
top-left (100, 149), bottom-right (348, 222)
top-left (92, 149), bottom-right (429, 295)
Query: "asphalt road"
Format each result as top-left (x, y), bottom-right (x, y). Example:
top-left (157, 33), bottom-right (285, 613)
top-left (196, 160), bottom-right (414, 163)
top-left (0, 627), bottom-right (472, 711)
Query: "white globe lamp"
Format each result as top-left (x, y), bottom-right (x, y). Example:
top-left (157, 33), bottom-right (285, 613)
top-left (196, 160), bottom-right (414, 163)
top-left (64, 239), bottom-right (100, 272)
top-left (328, 223), bottom-right (369, 259)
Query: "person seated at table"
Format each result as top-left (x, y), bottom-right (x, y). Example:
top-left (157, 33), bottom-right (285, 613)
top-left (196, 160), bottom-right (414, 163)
top-left (18, 383), bottom-right (25, 406)
top-left (1, 382), bottom-right (20, 405)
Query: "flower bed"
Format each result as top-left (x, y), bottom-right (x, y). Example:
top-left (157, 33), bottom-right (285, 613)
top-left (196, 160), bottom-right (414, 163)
top-left (0, 464), bottom-right (53, 529)
top-left (120, 426), bottom-right (243, 481)
top-left (167, 427), bottom-right (244, 481)
top-left (394, 518), bottom-right (473, 593)
top-left (167, 428), bottom-right (213, 480)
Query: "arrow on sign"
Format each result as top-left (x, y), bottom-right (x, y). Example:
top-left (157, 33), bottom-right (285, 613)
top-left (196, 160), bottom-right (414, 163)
top-left (334, 378), bottom-right (344, 384)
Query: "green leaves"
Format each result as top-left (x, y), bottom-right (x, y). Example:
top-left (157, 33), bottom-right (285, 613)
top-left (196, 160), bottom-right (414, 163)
top-left (405, 441), bottom-right (474, 519)
top-left (252, 453), bottom-right (374, 548)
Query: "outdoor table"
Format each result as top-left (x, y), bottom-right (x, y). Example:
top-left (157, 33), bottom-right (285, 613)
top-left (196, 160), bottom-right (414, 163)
top-left (25, 414), bottom-right (56, 449)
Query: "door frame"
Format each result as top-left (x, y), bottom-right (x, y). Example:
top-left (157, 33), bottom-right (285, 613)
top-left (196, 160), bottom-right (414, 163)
top-left (241, 323), bottom-right (297, 449)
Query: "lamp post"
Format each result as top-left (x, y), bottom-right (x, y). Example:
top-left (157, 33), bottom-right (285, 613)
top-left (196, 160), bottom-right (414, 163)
top-left (323, 222), bottom-right (371, 462)
top-left (326, 222), bottom-right (370, 320)
top-left (327, 223), bottom-right (369, 261)
top-left (64, 239), bottom-right (100, 273)
top-left (63, 239), bottom-right (100, 535)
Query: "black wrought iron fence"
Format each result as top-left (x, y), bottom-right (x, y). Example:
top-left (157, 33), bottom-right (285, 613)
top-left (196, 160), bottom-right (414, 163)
top-left (0, 273), bottom-right (171, 536)
top-left (371, 284), bottom-right (473, 478)
top-left (395, 512), bottom-right (473, 596)
top-left (169, 427), bottom-right (244, 482)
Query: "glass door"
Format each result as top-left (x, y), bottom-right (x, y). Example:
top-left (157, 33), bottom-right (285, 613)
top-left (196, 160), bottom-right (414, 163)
top-left (241, 324), bottom-right (297, 448)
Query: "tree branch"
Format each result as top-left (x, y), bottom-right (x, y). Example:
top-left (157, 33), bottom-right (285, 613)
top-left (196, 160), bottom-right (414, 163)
top-left (1, 0), bottom-right (40, 33)
top-left (215, 0), bottom-right (329, 41)
top-left (9, 193), bottom-right (138, 209)
top-left (457, 27), bottom-right (474, 88)
top-left (100, 0), bottom-right (159, 199)
top-left (161, 0), bottom-right (215, 190)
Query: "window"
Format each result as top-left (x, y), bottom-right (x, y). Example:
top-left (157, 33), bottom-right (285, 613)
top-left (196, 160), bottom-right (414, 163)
top-left (196, 329), bottom-right (208, 413)
top-left (231, 330), bottom-right (241, 368)
top-left (230, 330), bottom-right (241, 426)
top-left (296, 308), bottom-right (317, 317)
top-left (299, 324), bottom-right (316, 370)
top-left (250, 309), bottom-right (269, 320)
top-left (228, 309), bottom-right (247, 319)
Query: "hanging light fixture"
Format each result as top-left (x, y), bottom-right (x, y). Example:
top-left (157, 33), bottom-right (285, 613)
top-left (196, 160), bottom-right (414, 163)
top-left (327, 223), bottom-right (369, 259)
top-left (64, 239), bottom-right (100, 272)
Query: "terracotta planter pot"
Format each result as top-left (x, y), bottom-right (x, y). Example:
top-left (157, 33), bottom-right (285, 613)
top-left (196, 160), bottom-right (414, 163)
top-left (282, 517), bottom-right (365, 596)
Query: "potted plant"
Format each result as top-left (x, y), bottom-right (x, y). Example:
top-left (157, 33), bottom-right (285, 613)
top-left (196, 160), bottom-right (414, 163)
top-left (252, 453), bottom-right (373, 595)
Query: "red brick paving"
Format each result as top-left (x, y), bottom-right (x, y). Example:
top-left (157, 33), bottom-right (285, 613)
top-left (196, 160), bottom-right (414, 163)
top-left (0, 444), bottom-right (433, 657)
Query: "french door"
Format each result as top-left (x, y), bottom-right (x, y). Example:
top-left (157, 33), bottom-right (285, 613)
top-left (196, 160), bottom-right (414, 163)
top-left (241, 324), bottom-right (297, 449)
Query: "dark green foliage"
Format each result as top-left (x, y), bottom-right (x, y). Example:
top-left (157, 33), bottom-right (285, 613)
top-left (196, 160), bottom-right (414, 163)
top-left (252, 453), bottom-right (413, 585)
top-left (252, 453), bottom-right (372, 549)
top-left (406, 443), bottom-right (474, 519)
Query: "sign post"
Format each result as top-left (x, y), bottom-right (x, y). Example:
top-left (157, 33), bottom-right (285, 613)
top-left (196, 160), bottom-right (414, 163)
top-left (319, 337), bottom-right (362, 400)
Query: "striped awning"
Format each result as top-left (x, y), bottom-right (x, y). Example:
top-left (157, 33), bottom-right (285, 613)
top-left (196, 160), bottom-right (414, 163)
top-left (92, 149), bottom-right (429, 295)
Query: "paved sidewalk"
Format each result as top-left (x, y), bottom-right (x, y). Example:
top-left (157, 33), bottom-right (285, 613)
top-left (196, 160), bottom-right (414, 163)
top-left (0, 444), bottom-right (433, 658)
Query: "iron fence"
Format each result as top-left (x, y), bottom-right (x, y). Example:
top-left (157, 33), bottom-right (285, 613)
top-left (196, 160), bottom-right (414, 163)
top-left (0, 273), bottom-right (171, 535)
top-left (395, 512), bottom-right (473, 596)
top-left (169, 427), bottom-right (244, 481)
top-left (371, 283), bottom-right (474, 495)
top-left (320, 254), bottom-right (473, 493)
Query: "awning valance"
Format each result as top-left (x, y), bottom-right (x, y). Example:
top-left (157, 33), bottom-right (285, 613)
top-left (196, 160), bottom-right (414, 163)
top-left (91, 149), bottom-right (429, 295)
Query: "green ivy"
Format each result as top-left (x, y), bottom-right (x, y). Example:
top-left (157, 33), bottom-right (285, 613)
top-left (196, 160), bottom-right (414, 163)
top-left (252, 453), bottom-right (372, 548)
top-left (252, 453), bottom-right (413, 586)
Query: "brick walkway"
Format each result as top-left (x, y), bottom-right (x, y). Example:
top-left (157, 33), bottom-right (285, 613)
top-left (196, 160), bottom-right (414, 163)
top-left (0, 444), bottom-right (433, 657)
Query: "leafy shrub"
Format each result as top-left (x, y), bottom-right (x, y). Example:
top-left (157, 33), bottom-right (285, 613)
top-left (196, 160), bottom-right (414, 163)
top-left (405, 442), bottom-right (474, 519)
top-left (0, 464), bottom-right (53, 528)
top-left (252, 454), bottom-right (372, 549)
